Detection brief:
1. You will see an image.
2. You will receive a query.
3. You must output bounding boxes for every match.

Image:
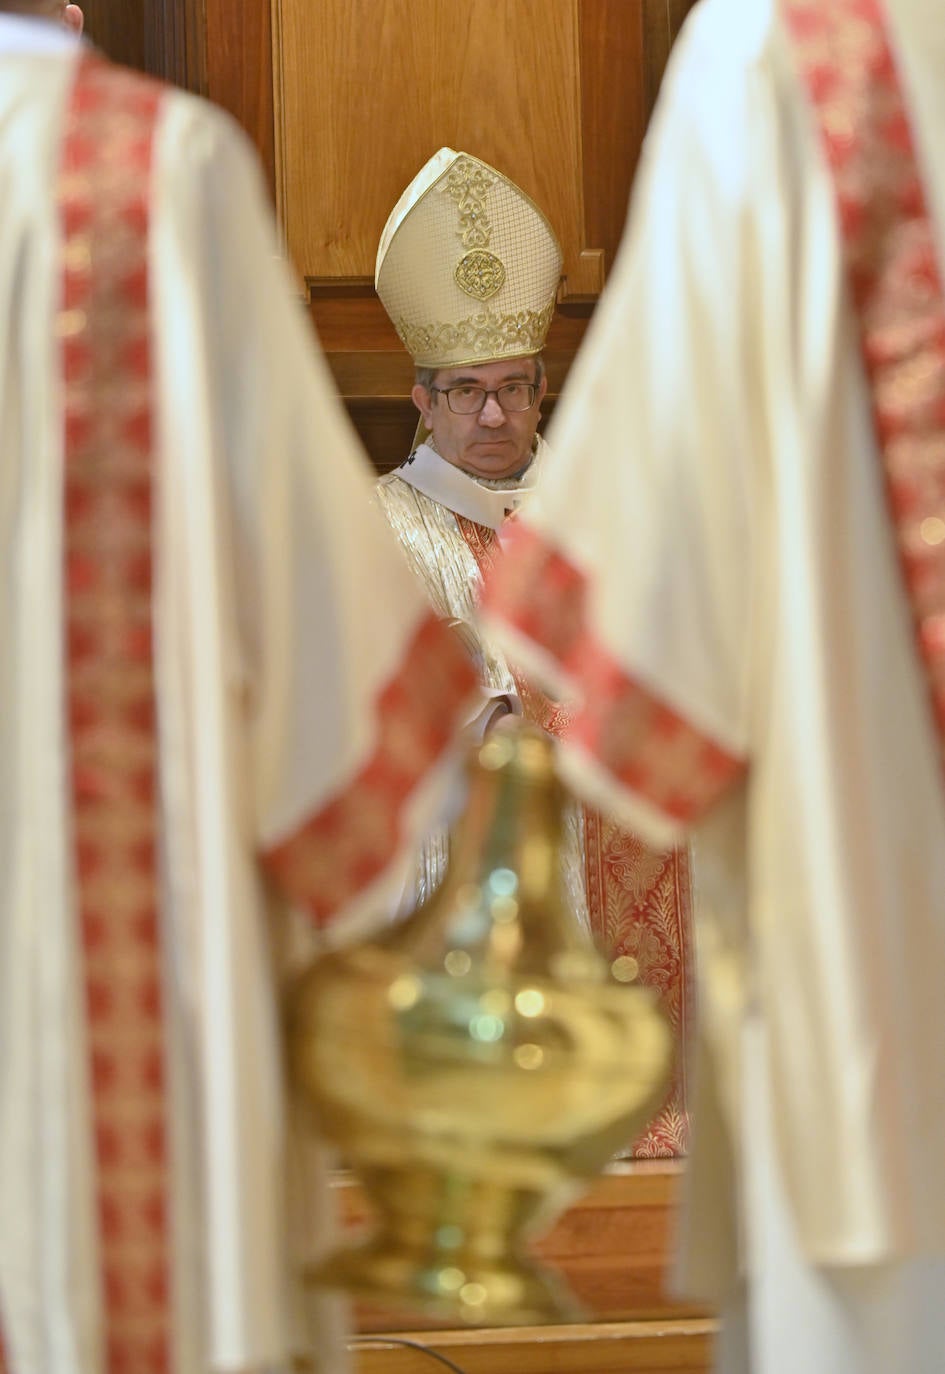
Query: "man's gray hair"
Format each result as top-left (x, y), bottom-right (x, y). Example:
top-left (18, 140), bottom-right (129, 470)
top-left (415, 355), bottom-right (546, 393)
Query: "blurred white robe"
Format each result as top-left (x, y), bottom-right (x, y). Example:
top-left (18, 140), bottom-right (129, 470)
top-left (483, 0), bottom-right (945, 1369)
top-left (0, 22), bottom-right (475, 1374)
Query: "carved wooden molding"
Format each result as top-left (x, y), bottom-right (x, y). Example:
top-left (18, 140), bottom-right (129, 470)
top-left (205, 0), bottom-right (276, 193)
top-left (576, 0), bottom-right (647, 289)
top-left (353, 1320), bottom-right (716, 1374)
top-left (643, 0), bottom-right (699, 116)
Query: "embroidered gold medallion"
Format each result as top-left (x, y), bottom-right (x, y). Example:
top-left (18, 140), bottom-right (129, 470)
top-left (455, 249), bottom-right (507, 301)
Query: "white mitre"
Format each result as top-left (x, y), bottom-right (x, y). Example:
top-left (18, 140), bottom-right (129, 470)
top-left (375, 148), bottom-right (563, 369)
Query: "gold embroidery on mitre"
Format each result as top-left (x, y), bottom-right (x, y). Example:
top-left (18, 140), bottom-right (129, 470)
top-left (454, 249), bottom-right (507, 301)
top-left (397, 301), bottom-right (554, 365)
top-left (443, 156), bottom-right (497, 250)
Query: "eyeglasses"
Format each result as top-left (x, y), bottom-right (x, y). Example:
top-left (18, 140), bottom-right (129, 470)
top-left (430, 383), bottom-right (539, 415)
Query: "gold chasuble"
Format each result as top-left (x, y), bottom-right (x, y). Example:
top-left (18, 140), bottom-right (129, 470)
top-left (377, 447), bottom-right (693, 1157)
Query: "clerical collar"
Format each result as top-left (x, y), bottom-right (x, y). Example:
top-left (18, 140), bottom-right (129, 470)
top-left (392, 442), bottom-right (544, 532)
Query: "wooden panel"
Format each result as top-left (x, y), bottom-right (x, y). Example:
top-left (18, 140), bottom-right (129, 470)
top-left (265, 0), bottom-right (704, 469)
top-left (144, 0), bottom-right (207, 92)
top-left (82, 0), bottom-right (146, 69)
top-left (206, 0), bottom-right (276, 195)
top-left (313, 300), bottom-right (589, 377)
top-left (272, 0), bottom-right (601, 299)
top-left (201, 0), bottom-right (697, 234)
top-left (82, 0), bottom-right (210, 86)
top-left (579, 0), bottom-right (647, 282)
top-left (643, 0), bottom-right (700, 114)
top-left (353, 1321), bottom-right (716, 1374)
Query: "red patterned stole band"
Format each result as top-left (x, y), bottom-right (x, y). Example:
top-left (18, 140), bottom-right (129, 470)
top-left (263, 610), bottom-right (477, 921)
top-left (60, 57), bottom-right (172, 1374)
top-left (481, 522), bottom-right (745, 826)
top-left (456, 516), bottom-right (572, 734)
top-left (784, 0), bottom-right (945, 764)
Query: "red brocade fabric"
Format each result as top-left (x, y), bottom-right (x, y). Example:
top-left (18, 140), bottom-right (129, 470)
top-left (785, 0), bottom-right (945, 777)
top-left (480, 521), bottom-right (745, 826)
top-left (60, 57), bottom-right (172, 1374)
top-left (459, 515), bottom-right (694, 1155)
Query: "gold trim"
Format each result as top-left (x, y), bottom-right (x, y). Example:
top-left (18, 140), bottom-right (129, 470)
top-left (454, 249), bottom-right (507, 302)
top-left (446, 151), bottom-right (563, 257)
top-left (443, 155), bottom-right (498, 250)
top-left (396, 301), bottom-right (555, 367)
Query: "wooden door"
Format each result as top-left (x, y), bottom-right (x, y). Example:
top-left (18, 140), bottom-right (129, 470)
top-left (85, 0), bottom-right (697, 468)
top-left (202, 0), bottom-right (697, 468)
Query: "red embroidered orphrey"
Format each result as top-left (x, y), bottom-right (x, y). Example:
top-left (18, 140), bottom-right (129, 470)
top-left (784, 0), bottom-right (945, 767)
top-left (458, 516), bottom-right (693, 1156)
top-left (262, 610), bottom-right (476, 924)
top-left (481, 521), bottom-right (745, 825)
top-left (60, 58), bottom-right (173, 1373)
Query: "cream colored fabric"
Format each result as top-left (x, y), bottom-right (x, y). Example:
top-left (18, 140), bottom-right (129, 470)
top-left (483, 0), bottom-right (945, 1343)
top-left (376, 443), bottom-right (589, 922)
top-left (710, 1017), bottom-right (945, 1374)
top-left (375, 148), bottom-right (562, 367)
top-left (0, 23), bottom-right (469, 1374)
top-left (390, 440), bottom-right (543, 531)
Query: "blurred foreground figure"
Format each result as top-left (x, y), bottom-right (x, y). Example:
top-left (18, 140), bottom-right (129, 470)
top-left (484, 0), bottom-right (945, 1370)
top-left (0, 9), bottom-right (475, 1373)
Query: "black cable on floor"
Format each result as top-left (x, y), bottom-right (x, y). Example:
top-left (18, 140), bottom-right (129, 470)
top-left (350, 1334), bottom-right (471, 1374)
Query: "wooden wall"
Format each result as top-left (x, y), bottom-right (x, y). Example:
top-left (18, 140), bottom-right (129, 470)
top-left (82, 0), bottom-right (203, 90)
top-left (275, 1), bottom-right (631, 302)
top-left (82, 0), bottom-right (146, 69)
top-left (203, 0), bottom-right (697, 469)
top-left (84, 0), bottom-right (696, 468)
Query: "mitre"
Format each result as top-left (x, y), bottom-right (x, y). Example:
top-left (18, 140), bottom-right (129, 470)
top-left (375, 148), bottom-right (563, 369)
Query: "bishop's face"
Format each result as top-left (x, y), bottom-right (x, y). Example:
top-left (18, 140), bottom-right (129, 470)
top-left (411, 357), bottom-right (548, 481)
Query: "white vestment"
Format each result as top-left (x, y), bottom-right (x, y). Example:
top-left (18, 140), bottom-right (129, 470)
top-left (0, 23), bottom-right (475, 1374)
top-left (483, 0), bottom-right (945, 1370)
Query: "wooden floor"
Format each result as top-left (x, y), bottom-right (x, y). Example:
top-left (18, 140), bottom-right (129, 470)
top-left (335, 1162), bottom-right (718, 1374)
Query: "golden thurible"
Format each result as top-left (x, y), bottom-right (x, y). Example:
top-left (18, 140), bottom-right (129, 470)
top-left (288, 724), bottom-right (673, 1327)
